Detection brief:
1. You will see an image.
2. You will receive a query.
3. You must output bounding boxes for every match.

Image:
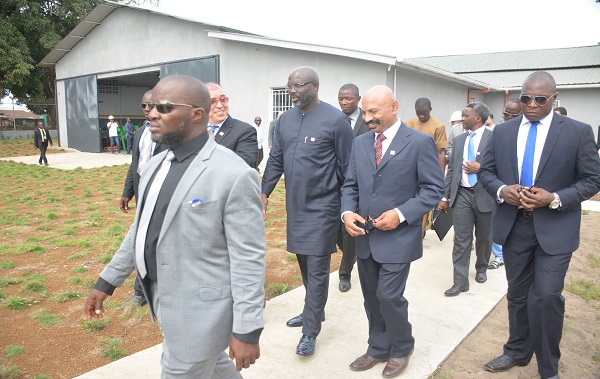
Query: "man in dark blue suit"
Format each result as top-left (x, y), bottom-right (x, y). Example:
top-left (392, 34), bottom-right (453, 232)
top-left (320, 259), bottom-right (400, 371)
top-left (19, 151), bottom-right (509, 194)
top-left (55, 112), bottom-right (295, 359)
top-left (479, 71), bottom-right (600, 379)
top-left (341, 85), bottom-right (445, 378)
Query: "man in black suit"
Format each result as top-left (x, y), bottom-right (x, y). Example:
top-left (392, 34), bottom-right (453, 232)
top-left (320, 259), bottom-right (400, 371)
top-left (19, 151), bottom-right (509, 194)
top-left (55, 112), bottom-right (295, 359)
top-left (479, 71), bottom-right (600, 379)
top-left (341, 85), bottom-right (445, 378)
top-left (336, 83), bottom-right (370, 292)
top-left (205, 83), bottom-right (258, 168)
top-left (438, 103), bottom-right (494, 297)
top-left (33, 121), bottom-right (53, 166)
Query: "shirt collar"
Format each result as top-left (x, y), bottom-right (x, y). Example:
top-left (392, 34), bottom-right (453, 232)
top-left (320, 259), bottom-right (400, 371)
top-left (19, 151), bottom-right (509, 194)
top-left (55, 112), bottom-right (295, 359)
top-left (171, 132), bottom-right (209, 163)
top-left (521, 111), bottom-right (554, 128)
top-left (376, 118), bottom-right (401, 140)
top-left (348, 108), bottom-right (361, 122)
top-left (210, 115), bottom-right (229, 128)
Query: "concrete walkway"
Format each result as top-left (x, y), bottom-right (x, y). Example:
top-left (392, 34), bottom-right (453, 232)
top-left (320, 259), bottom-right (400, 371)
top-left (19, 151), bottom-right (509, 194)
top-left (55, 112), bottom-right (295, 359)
top-left (3, 151), bottom-right (598, 378)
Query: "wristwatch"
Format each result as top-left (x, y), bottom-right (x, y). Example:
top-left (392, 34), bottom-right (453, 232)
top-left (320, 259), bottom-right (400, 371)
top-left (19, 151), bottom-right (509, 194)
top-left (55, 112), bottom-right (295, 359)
top-left (549, 193), bottom-right (560, 210)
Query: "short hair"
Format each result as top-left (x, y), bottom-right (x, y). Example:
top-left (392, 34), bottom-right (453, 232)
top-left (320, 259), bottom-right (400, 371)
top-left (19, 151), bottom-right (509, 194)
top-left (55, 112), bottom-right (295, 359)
top-left (339, 83), bottom-right (360, 96)
top-left (415, 97), bottom-right (432, 109)
top-left (555, 106), bottom-right (567, 116)
top-left (489, 114), bottom-right (494, 119)
top-left (465, 102), bottom-right (490, 124)
top-left (506, 97), bottom-right (520, 105)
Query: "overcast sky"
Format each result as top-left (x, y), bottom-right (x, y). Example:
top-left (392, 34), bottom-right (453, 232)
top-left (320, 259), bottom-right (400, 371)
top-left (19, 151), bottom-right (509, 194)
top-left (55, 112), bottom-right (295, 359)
top-left (143, 0), bottom-right (600, 58)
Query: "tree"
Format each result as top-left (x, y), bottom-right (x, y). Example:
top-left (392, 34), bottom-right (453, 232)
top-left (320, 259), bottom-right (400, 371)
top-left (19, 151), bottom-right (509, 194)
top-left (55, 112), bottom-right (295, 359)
top-left (0, 0), bottom-right (158, 128)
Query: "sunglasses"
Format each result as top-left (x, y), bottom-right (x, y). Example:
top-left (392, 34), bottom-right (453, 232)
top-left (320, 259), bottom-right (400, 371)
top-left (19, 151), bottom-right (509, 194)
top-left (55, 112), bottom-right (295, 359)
top-left (519, 93), bottom-right (556, 106)
top-left (286, 82), bottom-right (315, 90)
top-left (211, 96), bottom-right (229, 106)
top-left (140, 101), bottom-right (195, 113)
top-left (502, 111), bottom-right (521, 118)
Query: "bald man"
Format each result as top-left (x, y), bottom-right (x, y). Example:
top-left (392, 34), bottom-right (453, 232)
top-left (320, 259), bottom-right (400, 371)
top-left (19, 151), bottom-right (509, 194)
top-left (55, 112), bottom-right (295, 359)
top-left (341, 85), bottom-right (444, 378)
top-left (86, 75), bottom-right (266, 378)
top-left (480, 71), bottom-right (600, 378)
top-left (262, 66), bottom-right (353, 356)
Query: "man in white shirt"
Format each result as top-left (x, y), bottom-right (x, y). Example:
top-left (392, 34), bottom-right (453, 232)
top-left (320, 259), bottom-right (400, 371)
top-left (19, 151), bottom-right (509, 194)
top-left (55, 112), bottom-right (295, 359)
top-left (107, 115), bottom-right (121, 154)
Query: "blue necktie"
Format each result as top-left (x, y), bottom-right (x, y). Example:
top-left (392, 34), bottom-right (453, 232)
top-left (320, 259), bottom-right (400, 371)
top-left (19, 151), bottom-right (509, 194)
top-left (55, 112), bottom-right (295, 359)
top-left (467, 131), bottom-right (477, 186)
top-left (209, 125), bottom-right (218, 135)
top-left (520, 121), bottom-right (539, 187)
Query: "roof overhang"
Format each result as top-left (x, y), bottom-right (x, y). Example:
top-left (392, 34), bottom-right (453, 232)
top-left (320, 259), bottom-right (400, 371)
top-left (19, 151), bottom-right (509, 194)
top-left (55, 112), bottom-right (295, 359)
top-left (398, 58), bottom-right (497, 90)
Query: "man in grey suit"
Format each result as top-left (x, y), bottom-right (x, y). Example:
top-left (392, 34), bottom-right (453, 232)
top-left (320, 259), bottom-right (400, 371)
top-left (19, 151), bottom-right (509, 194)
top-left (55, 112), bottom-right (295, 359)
top-left (336, 83), bottom-right (370, 292)
top-left (479, 71), bottom-right (600, 379)
top-left (262, 66), bottom-right (353, 356)
top-left (438, 102), bottom-right (494, 296)
top-left (85, 75), bottom-right (266, 378)
top-left (341, 85), bottom-right (445, 378)
top-left (205, 82), bottom-right (258, 168)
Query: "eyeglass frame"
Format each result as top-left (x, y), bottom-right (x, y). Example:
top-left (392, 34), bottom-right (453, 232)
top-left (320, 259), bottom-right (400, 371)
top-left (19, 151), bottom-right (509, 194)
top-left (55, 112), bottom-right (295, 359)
top-left (502, 110), bottom-right (522, 118)
top-left (141, 101), bottom-right (196, 114)
top-left (519, 93), bottom-right (557, 106)
top-left (285, 82), bottom-right (316, 90)
top-left (210, 96), bottom-right (229, 106)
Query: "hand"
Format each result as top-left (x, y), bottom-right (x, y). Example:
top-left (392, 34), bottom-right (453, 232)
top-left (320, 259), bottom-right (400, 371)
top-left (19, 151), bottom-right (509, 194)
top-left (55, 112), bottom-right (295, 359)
top-left (372, 210), bottom-right (400, 231)
top-left (500, 184), bottom-right (523, 206)
top-left (342, 212), bottom-right (366, 237)
top-left (462, 160), bottom-right (480, 174)
top-left (260, 194), bottom-right (269, 221)
top-left (84, 289), bottom-right (109, 320)
top-left (437, 200), bottom-right (449, 213)
top-left (229, 336), bottom-right (260, 371)
top-left (119, 197), bottom-right (131, 213)
top-left (519, 186), bottom-right (554, 210)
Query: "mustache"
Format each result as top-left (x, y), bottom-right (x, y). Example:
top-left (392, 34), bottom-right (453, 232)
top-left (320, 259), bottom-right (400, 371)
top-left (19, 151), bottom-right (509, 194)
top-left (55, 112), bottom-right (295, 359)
top-left (367, 120), bottom-right (380, 126)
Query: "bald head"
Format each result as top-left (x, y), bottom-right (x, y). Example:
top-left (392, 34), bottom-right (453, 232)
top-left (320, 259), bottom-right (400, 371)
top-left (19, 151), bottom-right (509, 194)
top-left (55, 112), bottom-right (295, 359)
top-left (361, 85), bottom-right (398, 133)
top-left (290, 66), bottom-right (319, 83)
top-left (155, 75), bottom-right (210, 112)
top-left (523, 71), bottom-right (557, 93)
top-left (287, 66), bottom-right (320, 112)
top-left (520, 71), bottom-right (558, 121)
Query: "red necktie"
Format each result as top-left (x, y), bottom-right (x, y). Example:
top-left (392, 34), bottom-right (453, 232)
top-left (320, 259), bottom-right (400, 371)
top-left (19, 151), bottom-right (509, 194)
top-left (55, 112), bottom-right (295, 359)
top-left (375, 133), bottom-right (386, 166)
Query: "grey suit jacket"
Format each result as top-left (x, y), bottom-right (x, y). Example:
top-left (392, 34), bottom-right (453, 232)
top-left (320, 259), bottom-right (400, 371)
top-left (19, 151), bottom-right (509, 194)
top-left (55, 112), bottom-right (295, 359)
top-left (214, 115), bottom-right (258, 168)
top-left (101, 137), bottom-right (265, 362)
top-left (445, 127), bottom-right (494, 212)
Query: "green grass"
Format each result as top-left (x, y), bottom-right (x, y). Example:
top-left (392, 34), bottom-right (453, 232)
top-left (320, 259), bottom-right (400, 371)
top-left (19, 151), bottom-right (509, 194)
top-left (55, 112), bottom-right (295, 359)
top-left (271, 241), bottom-right (285, 248)
top-left (72, 267), bottom-right (87, 274)
top-left (67, 277), bottom-right (82, 285)
top-left (0, 364), bottom-right (20, 379)
top-left (30, 309), bottom-right (62, 327)
top-left (0, 277), bottom-right (24, 289)
top-left (99, 337), bottom-right (127, 361)
top-left (48, 290), bottom-right (83, 303)
top-left (22, 280), bottom-right (46, 294)
top-left (3, 346), bottom-right (25, 358)
top-left (67, 253), bottom-right (86, 260)
top-left (0, 261), bottom-right (14, 269)
top-left (5, 296), bottom-right (30, 310)
top-left (588, 253), bottom-right (600, 268)
top-left (82, 318), bottom-right (110, 332)
top-left (47, 213), bottom-right (58, 220)
top-left (32, 375), bottom-right (52, 379)
top-left (565, 279), bottom-right (600, 301)
top-left (265, 283), bottom-right (292, 297)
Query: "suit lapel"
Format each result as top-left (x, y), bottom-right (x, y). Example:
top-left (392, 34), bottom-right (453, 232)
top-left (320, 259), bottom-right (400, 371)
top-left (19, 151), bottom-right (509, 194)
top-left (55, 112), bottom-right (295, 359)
top-left (536, 116), bottom-right (564, 181)
top-left (454, 133), bottom-right (467, 172)
top-left (509, 117), bottom-right (522, 182)
top-left (353, 110), bottom-right (369, 137)
top-left (476, 128), bottom-right (491, 162)
top-left (361, 132), bottom-right (377, 169)
top-left (215, 117), bottom-right (232, 143)
top-left (377, 124), bottom-right (410, 171)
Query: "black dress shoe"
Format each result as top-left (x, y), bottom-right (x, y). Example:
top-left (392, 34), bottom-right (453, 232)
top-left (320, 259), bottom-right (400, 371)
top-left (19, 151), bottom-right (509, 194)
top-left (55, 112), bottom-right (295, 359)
top-left (296, 334), bottom-right (316, 356)
top-left (444, 284), bottom-right (469, 297)
top-left (544, 375), bottom-right (559, 379)
top-left (339, 278), bottom-right (351, 292)
top-left (286, 312), bottom-right (325, 327)
top-left (122, 294), bottom-right (147, 307)
top-left (484, 354), bottom-right (528, 372)
top-left (476, 272), bottom-right (487, 283)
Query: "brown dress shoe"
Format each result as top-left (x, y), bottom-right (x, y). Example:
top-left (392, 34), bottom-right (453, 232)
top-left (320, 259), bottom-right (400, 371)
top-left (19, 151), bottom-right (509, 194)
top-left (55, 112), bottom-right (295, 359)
top-left (382, 356), bottom-right (411, 378)
top-left (349, 353), bottom-right (388, 372)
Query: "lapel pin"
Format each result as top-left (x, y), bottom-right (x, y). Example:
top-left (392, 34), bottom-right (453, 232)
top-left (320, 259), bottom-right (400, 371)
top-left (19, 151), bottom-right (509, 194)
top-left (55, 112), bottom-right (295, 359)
top-left (189, 198), bottom-right (203, 207)
top-left (390, 150), bottom-right (396, 155)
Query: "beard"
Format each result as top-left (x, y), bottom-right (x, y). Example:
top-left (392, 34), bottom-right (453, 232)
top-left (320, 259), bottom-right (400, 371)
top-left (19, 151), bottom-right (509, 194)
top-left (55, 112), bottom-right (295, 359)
top-left (152, 115), bottom-right (190, 147)
top-left (293, 91), bottom-right (314, 109)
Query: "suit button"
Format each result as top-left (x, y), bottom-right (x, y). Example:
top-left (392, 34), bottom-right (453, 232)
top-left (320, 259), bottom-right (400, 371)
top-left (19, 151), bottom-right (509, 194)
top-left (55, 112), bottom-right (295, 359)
top-left (372, 193), bottom-right (376, 198)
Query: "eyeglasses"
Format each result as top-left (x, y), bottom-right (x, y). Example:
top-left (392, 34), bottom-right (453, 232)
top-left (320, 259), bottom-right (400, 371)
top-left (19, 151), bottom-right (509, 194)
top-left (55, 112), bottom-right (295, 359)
top-left (285, 82), bottom-right (315, 90)
top-left (211, 96), bottom-right (229, 106)
top-left (519, 93), bottom-right (556, 106)
top-left (142, 101), bottom-right (195, 114)
top-left (502, 111), bottom-right (521, 118)
top-left (357, 216), bottom-right (376, 234)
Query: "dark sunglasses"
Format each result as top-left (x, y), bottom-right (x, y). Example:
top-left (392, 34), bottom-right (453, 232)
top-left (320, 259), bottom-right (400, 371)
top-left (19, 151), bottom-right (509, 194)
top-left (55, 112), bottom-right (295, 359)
top-left (519, 93), bottom-right (556, 106)
top-left (356, 215), bottom-right (376, 234)
top-left (502, 111), bottom-right (521, 118)
top-left (211, 96), bottom-right (229, 106)
top-left (140, 101), bottom-right (195, 113)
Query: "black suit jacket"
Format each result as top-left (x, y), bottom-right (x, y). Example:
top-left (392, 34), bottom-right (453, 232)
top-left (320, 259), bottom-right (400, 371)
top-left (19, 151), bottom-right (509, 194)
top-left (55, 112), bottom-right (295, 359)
top-left (121, 124), bottom-right (166, 202)
top-left (33, 128), bottom-right (52, 148)
top-left (479, 114), bottom-right (600, 254)
top-left (352, 108), bottom-right (370, 138)
top-left (214, 115), bottom-right (258, 168)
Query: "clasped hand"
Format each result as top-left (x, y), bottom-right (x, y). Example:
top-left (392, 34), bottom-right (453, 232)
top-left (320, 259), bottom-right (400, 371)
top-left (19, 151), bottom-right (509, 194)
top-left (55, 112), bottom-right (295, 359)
top-left (343, 210), bottom-right (400, 237)
top-left (500, 184), bottom-right (554, 209)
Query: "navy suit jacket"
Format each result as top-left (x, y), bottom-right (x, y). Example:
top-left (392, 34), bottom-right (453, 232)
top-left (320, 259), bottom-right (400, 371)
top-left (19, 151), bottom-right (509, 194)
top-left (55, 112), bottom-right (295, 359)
top-left (214, 115), bottom-right (258, 168)
top-left (352, 108), bottom-right (370, 138)
top-left (341, 122), bottom-right (445, 264)
top-left (479, 114), bottom-right (600, 254)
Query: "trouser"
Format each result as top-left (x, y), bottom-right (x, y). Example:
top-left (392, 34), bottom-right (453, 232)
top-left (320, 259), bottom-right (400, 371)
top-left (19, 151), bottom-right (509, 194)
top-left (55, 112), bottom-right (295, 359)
top-left (296, 254), bottom-right (331, 337)
top-left (38, 143), bottom-right (48, 164)
top-left (336, 223), bottom-right (356, 280)
top-left (109, 136), bottom-right (120, 152)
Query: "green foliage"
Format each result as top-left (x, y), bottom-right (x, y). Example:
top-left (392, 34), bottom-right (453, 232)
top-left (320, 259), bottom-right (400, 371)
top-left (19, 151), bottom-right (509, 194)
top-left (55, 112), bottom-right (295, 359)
top-left (82, 318), bottom-right (110, 332)
top-left (72, 267), bottom-right (87, 274)
top-left (48, 290), bottom-right (82, 303)
top-left (0, 261), bottom-right (14, 269)
top-left (99, 337), bottom-right (127, 361)
top-left (47, 213), bottom-right (58, 220)
top-left (0, 277), bottom-right (23, 289)
top-left (265, 283), bottom-right (292, 298)
top-left (566, 279), bottom-right (600, 301)
top-left (32, 375), bottom-right (52, 379)
top-left (0, 364), bottom-right (20, 379)
top-left (285, 253), bottom-right (297, 262)
top-left (588, 252), bottom-right (600, 268)
top-left (30, 309), bottom-right (61, 327)
top-left (5, 296), bottom-right (30, 310)
top-left (67, 253), bottom-right (86, 260)
top-left (22, 280), bottom-right (46, 294)
top-left (66, 277), bottom-right (81, 285)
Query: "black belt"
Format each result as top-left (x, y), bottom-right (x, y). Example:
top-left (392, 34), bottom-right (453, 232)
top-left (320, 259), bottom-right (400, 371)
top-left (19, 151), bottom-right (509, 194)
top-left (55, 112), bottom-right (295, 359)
top-left (459, 185), bottom-right (475, 192)
top-left (520, 208), bottom-right (533, 218)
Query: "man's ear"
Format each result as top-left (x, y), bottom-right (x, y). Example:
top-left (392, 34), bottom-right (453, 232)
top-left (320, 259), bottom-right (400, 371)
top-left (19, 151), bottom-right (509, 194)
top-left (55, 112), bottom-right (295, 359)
top-left (192, 107), bottom-right (206, 121)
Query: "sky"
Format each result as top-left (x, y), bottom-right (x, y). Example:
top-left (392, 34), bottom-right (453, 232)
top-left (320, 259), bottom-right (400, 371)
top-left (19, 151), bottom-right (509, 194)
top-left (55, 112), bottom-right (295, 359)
top-left (141, 0), bottom-right (600, 58)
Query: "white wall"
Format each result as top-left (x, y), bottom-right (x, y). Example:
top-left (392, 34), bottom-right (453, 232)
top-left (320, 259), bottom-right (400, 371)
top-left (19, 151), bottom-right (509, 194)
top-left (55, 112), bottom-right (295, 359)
top-left (98, 85), bottom-right (152, 120)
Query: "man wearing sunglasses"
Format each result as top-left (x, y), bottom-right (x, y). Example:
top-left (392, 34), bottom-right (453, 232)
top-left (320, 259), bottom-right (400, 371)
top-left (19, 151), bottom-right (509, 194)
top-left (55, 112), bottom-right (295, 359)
top-left (205, 82), bottom-right (258, 169)
top-left (261, 66), bottom-right (353, 357)
top-left (87, 75), bottom-right (266, 378)
top-left (479, 71), bottom-right (600, 379)
top-left (341, 85), bottom-right (445, 378)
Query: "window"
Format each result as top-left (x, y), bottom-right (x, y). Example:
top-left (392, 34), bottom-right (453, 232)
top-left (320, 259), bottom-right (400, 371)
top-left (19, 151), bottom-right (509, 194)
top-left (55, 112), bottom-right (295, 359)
top-left (98, 79), bottom-right (120, 94)
top-left (270, 87), bottom-right (292, 120)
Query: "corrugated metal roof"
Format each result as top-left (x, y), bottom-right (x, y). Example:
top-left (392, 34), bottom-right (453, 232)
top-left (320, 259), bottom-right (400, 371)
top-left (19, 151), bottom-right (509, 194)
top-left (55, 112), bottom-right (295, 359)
top-left (0, 110), bottom-right (43, 121)
top-left (413, 45), bottom-right (600, 73)
top-left (462, 68), bottom-right (600, 89)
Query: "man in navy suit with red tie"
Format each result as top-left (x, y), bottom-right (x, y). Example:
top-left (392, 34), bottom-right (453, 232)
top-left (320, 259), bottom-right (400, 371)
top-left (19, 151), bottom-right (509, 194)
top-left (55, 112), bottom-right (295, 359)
top-left (479, 71), bottom-right (600, 379)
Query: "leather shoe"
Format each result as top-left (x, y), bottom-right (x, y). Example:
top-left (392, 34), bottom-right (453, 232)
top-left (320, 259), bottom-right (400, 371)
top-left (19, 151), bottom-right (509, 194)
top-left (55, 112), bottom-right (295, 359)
top-left (339, 278), bottom-right (351, 292)
top-left (122, 294), bottom-right (147, 307)
top-left (296, 334), bottom-right (316, 356)
top-left (544, 375), bottom-right (559, 379)
top-left (286, 312), bottom-right (325, 327)
top-left (444, 284), bottom-right (469, 296)
top-left (349, 353), bottom-right (387, 371)
top-left (484, 354), bottom-right (528, 372)
top-left (476, 272), bottom-right (487, 283)
top-left (382, 355), bottom-right (411, 378)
